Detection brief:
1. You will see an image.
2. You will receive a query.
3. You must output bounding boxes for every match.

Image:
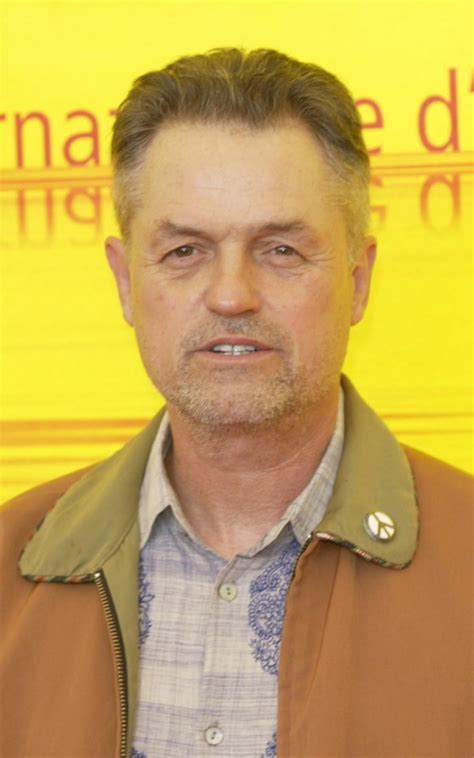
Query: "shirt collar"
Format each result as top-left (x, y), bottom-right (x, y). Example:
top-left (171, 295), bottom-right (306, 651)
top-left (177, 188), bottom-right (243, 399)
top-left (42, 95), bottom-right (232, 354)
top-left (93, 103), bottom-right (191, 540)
top-left (138, 410), bottom-right (183, 549)
top-left (138, 388), bottom-right (345, 552)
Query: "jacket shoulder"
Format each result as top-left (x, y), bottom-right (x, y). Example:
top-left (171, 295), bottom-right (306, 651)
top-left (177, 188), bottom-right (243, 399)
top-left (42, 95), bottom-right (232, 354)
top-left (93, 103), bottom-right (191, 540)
top-left (402, 445), bottom-right (472, 506)
top-left (402, 445), bottom-right (472, 564)
top-left (0, 465), bottom-right (97, 545)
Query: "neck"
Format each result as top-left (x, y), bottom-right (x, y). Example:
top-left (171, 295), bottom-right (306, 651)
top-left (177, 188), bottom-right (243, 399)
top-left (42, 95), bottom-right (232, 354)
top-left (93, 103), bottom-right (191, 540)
top-left (165, 386), bottom-right (340, 559)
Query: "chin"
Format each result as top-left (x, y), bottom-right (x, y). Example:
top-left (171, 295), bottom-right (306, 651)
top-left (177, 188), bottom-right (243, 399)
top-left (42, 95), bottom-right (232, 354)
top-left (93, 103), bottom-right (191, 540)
top-left (156, 358), bottom-right (341, 428)
top-left (163, 382), bottom-right (321, 429)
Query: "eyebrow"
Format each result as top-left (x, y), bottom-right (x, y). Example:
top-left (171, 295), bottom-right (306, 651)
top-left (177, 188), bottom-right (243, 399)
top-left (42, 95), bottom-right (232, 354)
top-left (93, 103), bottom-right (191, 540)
top-left (150, 218), bottom-right (319, 244)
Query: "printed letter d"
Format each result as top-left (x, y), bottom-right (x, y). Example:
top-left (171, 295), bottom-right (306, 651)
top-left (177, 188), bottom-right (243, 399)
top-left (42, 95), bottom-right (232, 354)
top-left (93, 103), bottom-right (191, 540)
top-left (418, 69), bottom-right (459, 153)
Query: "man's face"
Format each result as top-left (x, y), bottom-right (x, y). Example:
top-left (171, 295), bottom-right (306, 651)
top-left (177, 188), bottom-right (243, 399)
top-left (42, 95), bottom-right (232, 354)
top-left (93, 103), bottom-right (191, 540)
top-left (106, 120), bottom-right (375, 427)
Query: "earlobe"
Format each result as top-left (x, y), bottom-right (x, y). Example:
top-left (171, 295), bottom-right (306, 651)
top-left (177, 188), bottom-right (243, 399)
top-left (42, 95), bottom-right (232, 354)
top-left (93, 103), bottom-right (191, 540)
top-left (104, 235), bottom-right (134, 326)
top-left (350, 237), bottom-right (377, 326)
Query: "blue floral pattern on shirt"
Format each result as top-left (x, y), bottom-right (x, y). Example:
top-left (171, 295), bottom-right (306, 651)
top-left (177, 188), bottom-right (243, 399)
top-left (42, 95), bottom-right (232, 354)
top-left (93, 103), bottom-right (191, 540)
top-left (248, 538), bottom-right (300, 675)
top-left (130, 749), bottom-right (147, 758)
top-left (262, 731), bottom-right (277, 756)
top-left (138, 553), bottom-right (155, 645)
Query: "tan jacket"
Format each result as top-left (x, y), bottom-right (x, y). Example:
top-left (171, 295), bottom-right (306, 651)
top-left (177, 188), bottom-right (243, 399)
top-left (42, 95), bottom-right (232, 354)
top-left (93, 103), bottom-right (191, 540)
top-left (1, 378), bottom-right (472, 758)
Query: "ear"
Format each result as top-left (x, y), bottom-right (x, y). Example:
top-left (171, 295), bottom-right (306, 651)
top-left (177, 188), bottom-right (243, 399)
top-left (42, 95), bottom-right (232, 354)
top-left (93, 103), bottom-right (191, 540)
top-left (105, 236), bottom-right (134, 326)
top-left (350, 236), bottom-right (377, 326)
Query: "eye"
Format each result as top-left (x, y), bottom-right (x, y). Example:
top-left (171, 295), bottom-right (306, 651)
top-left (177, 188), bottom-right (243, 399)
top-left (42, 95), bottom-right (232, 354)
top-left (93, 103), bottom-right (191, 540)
top-left (273, 245), bottom-right (297, 256)
top-left (168, 245), bottom-right (196, 258)
top-left (161, 245), bottom-right (203, 267)
top-left (267, 244), bottom-right (302, 267)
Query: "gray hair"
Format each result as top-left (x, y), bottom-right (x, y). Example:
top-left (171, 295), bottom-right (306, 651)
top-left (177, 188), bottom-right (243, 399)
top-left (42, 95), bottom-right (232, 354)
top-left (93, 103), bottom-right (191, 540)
top-left (111, 47), bottom-right (370, 257)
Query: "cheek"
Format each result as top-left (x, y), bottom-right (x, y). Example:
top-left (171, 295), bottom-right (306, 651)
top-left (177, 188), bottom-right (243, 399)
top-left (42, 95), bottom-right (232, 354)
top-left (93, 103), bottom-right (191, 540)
top-left (131, 281), bottom-right (174, 351)
top-left (283, 282), bottom-right (352, 353)
top-left (279, 281), bottom-right (334, 330)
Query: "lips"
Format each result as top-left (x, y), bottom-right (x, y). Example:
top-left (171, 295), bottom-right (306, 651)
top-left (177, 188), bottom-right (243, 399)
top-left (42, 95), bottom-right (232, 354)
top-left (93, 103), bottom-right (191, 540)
top-left (197, 337), bottom-right (274, 353)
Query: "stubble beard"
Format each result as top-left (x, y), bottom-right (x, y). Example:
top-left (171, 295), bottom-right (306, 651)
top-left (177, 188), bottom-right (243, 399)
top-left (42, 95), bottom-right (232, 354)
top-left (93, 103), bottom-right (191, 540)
top-left (164, 359), bottom-right (305, 428)
top-left (151, 318), bottom-right (344, 431)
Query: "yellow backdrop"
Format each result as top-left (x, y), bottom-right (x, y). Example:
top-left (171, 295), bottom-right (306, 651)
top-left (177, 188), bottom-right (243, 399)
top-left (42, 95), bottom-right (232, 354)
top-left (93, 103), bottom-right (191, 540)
top-left (1, 0), bottom-right (472, 501)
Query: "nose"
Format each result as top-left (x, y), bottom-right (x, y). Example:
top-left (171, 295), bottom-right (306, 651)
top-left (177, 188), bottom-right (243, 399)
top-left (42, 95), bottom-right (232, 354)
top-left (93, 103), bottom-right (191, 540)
top-left (203, 250), bottom-right (261, 317)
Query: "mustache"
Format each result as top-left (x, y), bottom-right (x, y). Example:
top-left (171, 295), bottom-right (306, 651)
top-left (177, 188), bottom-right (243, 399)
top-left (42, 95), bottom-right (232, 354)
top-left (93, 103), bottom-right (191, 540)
top-left (180, 317), bottom-right (292, 352)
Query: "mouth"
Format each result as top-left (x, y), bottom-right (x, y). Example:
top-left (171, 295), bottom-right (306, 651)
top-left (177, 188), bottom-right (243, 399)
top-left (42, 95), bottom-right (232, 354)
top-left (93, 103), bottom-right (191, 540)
top-left (196, 337), bottom-right (275, 358)
top-left (209, 343), bottom-right (261, 355)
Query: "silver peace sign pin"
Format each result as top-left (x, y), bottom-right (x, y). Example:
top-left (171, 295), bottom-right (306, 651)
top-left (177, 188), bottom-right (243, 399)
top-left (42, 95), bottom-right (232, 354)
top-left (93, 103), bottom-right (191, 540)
top-left (363, 511), bottom-right (396, 542)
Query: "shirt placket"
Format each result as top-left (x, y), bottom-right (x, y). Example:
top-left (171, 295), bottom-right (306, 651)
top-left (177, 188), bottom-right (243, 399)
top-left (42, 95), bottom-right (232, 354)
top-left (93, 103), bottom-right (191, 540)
top-left (195, 557), bottom-right (244, 757)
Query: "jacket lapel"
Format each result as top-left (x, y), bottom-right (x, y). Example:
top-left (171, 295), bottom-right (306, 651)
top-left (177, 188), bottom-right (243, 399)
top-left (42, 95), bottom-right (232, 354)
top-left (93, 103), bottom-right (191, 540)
top-left (317, 376), bottom-right (418, 568)
top-left (19, 407), bottom-right (166, 747)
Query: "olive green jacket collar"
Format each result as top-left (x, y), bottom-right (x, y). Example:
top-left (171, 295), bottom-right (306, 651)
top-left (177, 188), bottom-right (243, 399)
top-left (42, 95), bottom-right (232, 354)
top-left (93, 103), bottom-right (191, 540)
top-left (19, 376), bottom-right (418, 580)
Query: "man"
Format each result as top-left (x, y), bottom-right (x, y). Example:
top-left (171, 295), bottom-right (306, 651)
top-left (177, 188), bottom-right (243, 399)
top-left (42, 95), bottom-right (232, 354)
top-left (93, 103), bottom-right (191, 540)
top-left (0, 48), bottom-right (471, 758)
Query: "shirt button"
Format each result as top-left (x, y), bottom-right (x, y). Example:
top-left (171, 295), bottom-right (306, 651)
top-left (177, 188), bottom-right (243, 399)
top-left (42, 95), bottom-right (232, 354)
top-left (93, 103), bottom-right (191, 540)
top-left (218, 583), bottom-right (238, 602)
top-left (205, 725), bottom-right (224, 746)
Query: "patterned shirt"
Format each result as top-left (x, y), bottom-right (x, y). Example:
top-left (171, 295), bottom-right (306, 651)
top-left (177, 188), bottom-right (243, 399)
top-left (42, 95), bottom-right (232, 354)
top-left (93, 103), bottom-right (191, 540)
top-left (132, 389), bottom-right (344, 758)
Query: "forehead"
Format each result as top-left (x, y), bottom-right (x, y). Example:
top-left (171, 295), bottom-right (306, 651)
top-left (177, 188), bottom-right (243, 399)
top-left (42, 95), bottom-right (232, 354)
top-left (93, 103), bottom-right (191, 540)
top-left (131, 120), bottom-right (340, 239)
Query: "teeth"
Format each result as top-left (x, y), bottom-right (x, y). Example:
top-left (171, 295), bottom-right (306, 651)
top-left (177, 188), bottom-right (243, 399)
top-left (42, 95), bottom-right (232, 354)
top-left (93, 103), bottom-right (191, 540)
top-left (232, 346), bottom-right (257, 355)
top-left (211, 344), bottom-right (258, 354)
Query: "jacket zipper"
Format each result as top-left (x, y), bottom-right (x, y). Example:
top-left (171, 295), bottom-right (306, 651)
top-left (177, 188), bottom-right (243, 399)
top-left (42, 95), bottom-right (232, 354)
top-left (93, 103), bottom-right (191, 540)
top-left (94, 570), bottom-right (128, 758)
